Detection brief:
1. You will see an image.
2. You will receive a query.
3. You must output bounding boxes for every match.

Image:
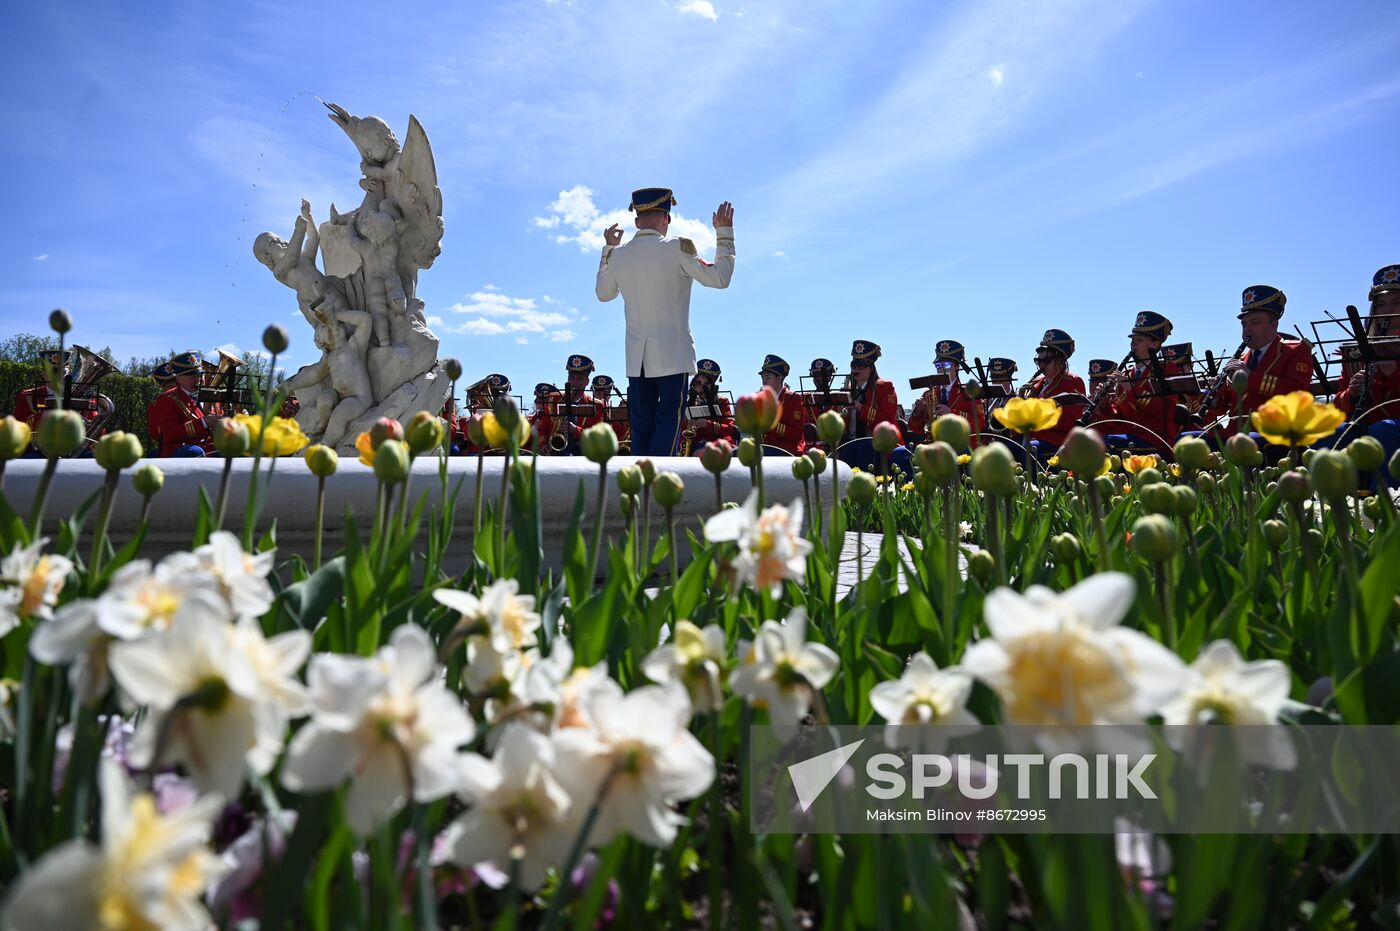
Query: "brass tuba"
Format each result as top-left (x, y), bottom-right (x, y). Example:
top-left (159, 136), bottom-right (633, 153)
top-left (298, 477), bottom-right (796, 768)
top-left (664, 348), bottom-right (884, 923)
top-left (68, 345), bottom-right (118, 454)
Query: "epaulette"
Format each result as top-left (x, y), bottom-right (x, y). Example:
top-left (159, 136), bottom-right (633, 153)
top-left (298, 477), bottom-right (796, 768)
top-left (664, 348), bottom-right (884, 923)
top-left (678, 238), bottom-right (697, 256)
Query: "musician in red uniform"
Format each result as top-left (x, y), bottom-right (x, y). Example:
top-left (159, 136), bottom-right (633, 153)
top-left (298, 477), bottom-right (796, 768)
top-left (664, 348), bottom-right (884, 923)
top-left (532, 355), bottom-right (604, 455)
top-left (592, 374), bottom-right (630, 450)
top-left (1334, 265), bottom-right (1400, 486)
top-left (1090, 311), bottom-right (1185, 453)
top-left (1023, 329), bottom-right (1086, 454)
top-left (12, 350), bottom-right (70, 433)
top-left (847, 339), bottom-right (899, 438)
top-left (983, 356), bottom-right (1018, 433)
top-left (147, 351), bottom-right (215, 457)
top-left (917, 339), bottom-right (987, 447)
top-left (1086, 359), bottom-right (1116, 397)
top-left (1200, 286), bottom-right (1314, 438)
top-left (683, 359), bottom-right (736, 451)
top-left (758, 354), bottom-right (807, 455)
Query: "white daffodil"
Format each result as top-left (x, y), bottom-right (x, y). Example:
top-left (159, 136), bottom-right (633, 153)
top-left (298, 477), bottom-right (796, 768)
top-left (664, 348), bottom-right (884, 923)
top-left (1159, 639), bottom-right (1296, 768)
top-left (100, 558), bottom-right (233, 638)
top-left (703, 491), bottom-right (813, 595)
top-left (552, 682), bottom-right (714, 848)
top-left (869, 652), bottom-right (979, 750)
top-left (0, 537), bottom-right (73, 638)
top-left (444, 725), bottom-right (575, 891)
top-left (1, 760), bottom-right (224, 931)
top-left (280, 624), bottom-right (476, 834)
top-left (728, 608), bottom-right (839, 726)
top-left (960, 573), bottom-right (1186, 727)
top-left (187, 531), bottom-right (276, 618)
top-left (110, 612), bottom-right (302, 799)
top-left (641, 620), bottom-right (727, 712)
top-left (28, 598), bottom-right (117, 703)
top-left (435, 578), bottom-right (542, 654)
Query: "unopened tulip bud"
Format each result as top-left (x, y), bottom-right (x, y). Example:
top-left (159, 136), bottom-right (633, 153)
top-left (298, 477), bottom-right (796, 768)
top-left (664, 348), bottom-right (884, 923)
top-left (305, 444), bottom-right (339, 478)
top-left (805, 448), bottom-right (827, 475)
top-left (737, 437), bottom-right (761, 469)
top-left (653, 471), bottom-right (684, 508)
top-left (442, 357), bottom-right (463, 382)
top-left (406, 411), bottom-right (445, 455)
top-left (1173, 485), bottom-right (1198, 517)
top-left (131, 462), bottom-right (164, 497)
top-left (1093, 474), bottom-right (1118, 501)
top-left (1347, 437), bottom-right (1385, 472)
top-left (581, 423), bottom-right (618, 463)
top-left (617, 465), bottom-right (644, 496)
top-left (1135, 467), bottom-right (1163, 487)
top-left (1277, 470), bottom-right (1310, 503)
top-left (372, 438), bottom-right (410, 485)
top-left (1230, 369), bottom-right (1250, 396)
top-left (492, 395), bottom-right (522, 437)
top-left (967, 549), bottom-right (995, 582)
top-left (872, 421), bottom-right (900, 454)
top-left (1307, 527), bottom-right (1324, 549)
top-left (699, 440), bottom-right (732, 475)
top-left (49, 308), bottom-right (72, 334)
top-left (1262, 519), bottom-right (1289, 547)
top-left (816, 410), bottom-right (845, 447)
top-left (620, 492), bottom-right (638, 519)
top-left (1141, 483), bottom-right (1176, 515)
top-left (1195, 472), bottom-right (1216, 494)
top-left (35, 409), bottom-right (85, 458)
top-left (370, 417), bottom-right (404, 448)
top-left (1309, 449), bottom-right (1357, 501)
top-left (971, 443), bottom-right (1016, 496)
top-left (734, 389), bottom-right (780, 435)
top-left (1059, 427), bottom-right (1107, 476)
top-left (1363, 496), bottom-right (1382, 521)
top-left (212, 418), bottom-right (251, 457)
top-left (791, 456), bottom-right (814, 481)
top-left (262, 324), bottom-right (290, 354)
top-left (916, 442), bottom-right (959, 487)
top-left (466, 414), bottom-right (487, 447)
top-left (1109, 454), bottom-right (1122, 472)
top-left (0, 416), bottom-right (31, 459)
top-left (847, 471), bottom-right (877, 507)
top-left (1051, 532), bottom-right (1081, 563)
top-left (1173, 436), bottom-right (1211, 472)
top-left (1131, 514), bottom-right (1178, 561)
top-left (1301, 448), bottom-right (1318, 468)
top-left (1264, 480), bottom-right (1278, 495)
top-left (94, 431), bottom-right (143, 471)
top-left (912, 470), bottom-right (937, 497)
top-left (932, 414), bottom-right (970, 451)
top-left (636, 458), bottom-right (657, 485)
top-left (1224, 432), bottom-right (1258, 467)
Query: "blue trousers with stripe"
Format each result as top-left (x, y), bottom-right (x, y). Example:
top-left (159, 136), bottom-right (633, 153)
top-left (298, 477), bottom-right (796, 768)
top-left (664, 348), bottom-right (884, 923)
top-left (628, 371), bottom-right (688, 456)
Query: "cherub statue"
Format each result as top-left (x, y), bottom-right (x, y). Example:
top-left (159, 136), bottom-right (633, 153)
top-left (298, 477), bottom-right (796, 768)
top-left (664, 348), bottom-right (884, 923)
top-left (252, 199), bottom-right (347, 326)
top-left (328, 199), bottom-right (406, 347)
top-left (283, 304), bottom-right (376, 446)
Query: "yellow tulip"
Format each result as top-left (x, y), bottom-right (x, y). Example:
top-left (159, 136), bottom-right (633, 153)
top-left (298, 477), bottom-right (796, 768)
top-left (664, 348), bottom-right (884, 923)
top-left (956, 454), bottom-right (972, 465)
top-left (355, 431), bottom-right (377, 466)
top-left (481, 411), bottom-right (529, 449)
top-left (233, 413), bottom-right (308, 456)
top-left (1046, 455), bottom-right (1061, 468)
top-left (1250, 391), bottom-right (1345, 448)
top-left (1122, 454), bottom-right (1159, 475)
top-left (992, 397), bottom-right (1061, 434)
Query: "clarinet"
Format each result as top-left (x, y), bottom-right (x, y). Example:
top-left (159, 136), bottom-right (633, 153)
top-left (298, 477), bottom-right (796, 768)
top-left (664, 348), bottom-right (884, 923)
top-left (1196, 341), bottom-right (1249, 417)
top-left (1077, 352), bottom-right (1135, 426)
top-left (1354, 362), bottom-right (1375, 418)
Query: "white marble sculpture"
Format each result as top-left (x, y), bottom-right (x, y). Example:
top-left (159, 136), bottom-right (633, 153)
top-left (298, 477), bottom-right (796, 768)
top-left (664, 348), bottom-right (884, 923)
top-left (255, 102), bottom-right (449, 452)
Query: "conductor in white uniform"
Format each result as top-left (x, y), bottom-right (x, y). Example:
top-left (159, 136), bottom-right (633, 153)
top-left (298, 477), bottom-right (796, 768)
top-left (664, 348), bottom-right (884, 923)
top-left (595, 187), bottom-right (736, 456)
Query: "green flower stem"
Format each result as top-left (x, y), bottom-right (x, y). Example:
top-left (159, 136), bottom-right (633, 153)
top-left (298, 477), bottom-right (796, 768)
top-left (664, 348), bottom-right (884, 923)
top-left (1021, 432), bottom-right (1034, 479)
top-left (313, 475), bottom-right (326, 570)
top-left (829, 458), bottom-right (840, 545)
top-left (856, 506), bottom-right (866, 585)
top-left (642, 485), bottom-right (653, 565)
top-left (707, 710), bottom-right (724, 931)
top-left (1155, 560), bottom-right (1176, 652)
top-left (137, 492), bottom-right (154, 531)
top-left (88, 469), bottom-right (120, 578)
top-left (986, 492), bottom-right (1005, 585)
top-left (28, 455), bottom-right (59, 534)
top-left (713, 471), bottom-right (723, 514)
top-left (542, 760), bottom-right (624, 931)
top-left (942, 484), bottom-right (959, 649)
top-left (214, 456), bottom-right (234, 531)
top-left (811, 465), bottom-right (823, 530)
top-left (666, 504), bottom-right (679, 591)
top-left (1331, 496), bottom-right (1363, 615)
top-left (396, 460), bottom-right (414, 531)
top-left (496, 446), bottom-right (513, 577)
top-left (1287, 497), bottom-right (1319, 596)
top-left (753, 435), bottom-right (767, 512)
top-left (587, 461), bottom-right (609, 585)
top-left (473, 450), bottom-right (485, 542)
top-left (1085, 481), bottom-right (1111, 573)
top-left (240, 350), bottom-right (279, 549)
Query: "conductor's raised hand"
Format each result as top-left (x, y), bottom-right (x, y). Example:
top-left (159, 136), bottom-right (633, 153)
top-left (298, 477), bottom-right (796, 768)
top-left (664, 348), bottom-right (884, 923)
top-left (603, 224), bottom-right (623, 247)
top-left (713, 201), bottom-right (734, 229)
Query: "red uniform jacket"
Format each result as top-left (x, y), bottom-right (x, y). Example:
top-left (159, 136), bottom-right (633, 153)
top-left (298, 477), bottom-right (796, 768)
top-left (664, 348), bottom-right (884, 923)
top-left (147, 386), bottom-right (213, 457)
top-left (1026, 371), bottom-right (1087, 447)
top-left (13, 384), bottom-right (107, 448)
top-left (1105, 360), bottom-right (1183, 450)
top-left (686, 395), bottom-right (736, 449)
top-left (1335, 362), bottom-right (1400, 428)
top-left (532, 392), bottom-right (605, 449)
top-left (764, 387), bottom-right (808, 455)
top-left (1206, 337), bottom-right (1314, 430)
top-left (851, 378), bottom-right (899, 439)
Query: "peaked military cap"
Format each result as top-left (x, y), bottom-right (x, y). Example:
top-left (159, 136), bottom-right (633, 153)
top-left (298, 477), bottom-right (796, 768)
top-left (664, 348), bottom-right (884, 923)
top-left (567, 354), bottom-right (595, 373)
top-left (150, 361), bottom-right (176, 385)
top-left (934, 339), bottom-right (965, 363)
top-left (696, 358), bottom-right (722, 378)
top-left (591, 374), bottom-right (615, 392)
top-left (1370, 265), bottom-right (1400, 300)
top-left (629, 188), bottom-right (677, 214)
top-left (488, 373), bottom-right (511, 392)
top-left (1160, 343), bottom-right (1193, 365)
top-left (809, 357), bottom-right (836, 375)
top-left (1037, 329), bottom-right (1075, 359)
top-left (987, 357), bottom-right (1017, 379)
top-left (1130, 311), bottom-right (1173, 340)
top-left (851, 339), bottom-right (881, 363)
top-left (170, 350), bottom-right (204, 376)
top-left (760, 354), bottom-right (791, 377)
top-left (534, 382), bottom-right (556, 397)
top-left (1088, 358), bottom-right (1118, 378)
top-left (1239, 285), bottom-right (1286, 319)
top-left (37, 349), bottom-right (72, 368)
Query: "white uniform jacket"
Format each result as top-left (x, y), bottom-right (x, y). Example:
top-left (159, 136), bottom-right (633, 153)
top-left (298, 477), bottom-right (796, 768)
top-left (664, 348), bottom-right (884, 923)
top-left (595, 226), bottom-right (736, 378)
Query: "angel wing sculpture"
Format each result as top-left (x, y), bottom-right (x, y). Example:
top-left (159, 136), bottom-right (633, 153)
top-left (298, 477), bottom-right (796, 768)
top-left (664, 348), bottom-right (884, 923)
top-left (254, 102), bottom-right (450, 452)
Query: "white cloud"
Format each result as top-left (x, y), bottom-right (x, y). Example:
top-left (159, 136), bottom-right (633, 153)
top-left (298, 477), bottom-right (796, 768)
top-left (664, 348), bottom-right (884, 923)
top-left (439, 288), bottom-right (581, 342)
top-left (534, 184), bottom-right (717, 254)
top-left (516, 337), bottom-right (530, 345)
top-left (771, 250), bottom-right (787, 258)
top-left (677, 0), bottom-right (718, 21)
top-left (425, 314), bottom-right (445, 327)
top-left (32, 254), bottom-right (48, 262)
top-left (988, 64), bottom-right (1005, 87)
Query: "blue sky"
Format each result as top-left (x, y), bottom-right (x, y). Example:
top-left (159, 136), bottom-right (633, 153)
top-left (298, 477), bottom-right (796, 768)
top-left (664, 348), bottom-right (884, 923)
top-left (4, 0), bottom-right (1398, 400)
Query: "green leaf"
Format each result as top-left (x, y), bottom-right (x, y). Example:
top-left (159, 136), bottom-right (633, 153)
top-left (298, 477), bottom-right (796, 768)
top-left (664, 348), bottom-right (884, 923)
top-left (278, 556), bottom-right (346, 631)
